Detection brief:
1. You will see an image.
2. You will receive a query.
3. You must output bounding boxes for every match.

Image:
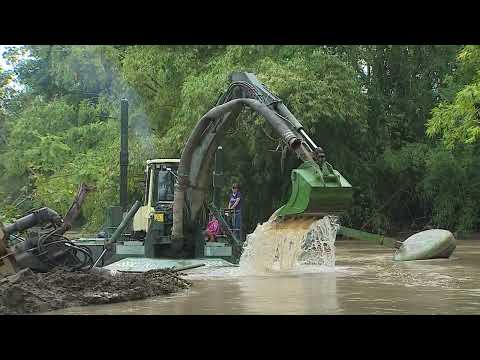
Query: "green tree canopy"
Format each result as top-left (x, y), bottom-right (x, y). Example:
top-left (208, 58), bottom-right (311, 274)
top-left (2, 44), bottom-right (477, 235)
top-left (427, 46), bottom-right (480, 148)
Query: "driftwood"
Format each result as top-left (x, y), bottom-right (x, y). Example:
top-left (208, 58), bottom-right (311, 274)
top-left (55, 183), bottom-right (95, 235)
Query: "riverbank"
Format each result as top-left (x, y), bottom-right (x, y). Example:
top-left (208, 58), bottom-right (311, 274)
top-left (0, 267), bottom-right (191, 314)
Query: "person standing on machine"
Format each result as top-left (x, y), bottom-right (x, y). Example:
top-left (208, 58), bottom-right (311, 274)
top-left (228, 183), bottom-right (242, 240)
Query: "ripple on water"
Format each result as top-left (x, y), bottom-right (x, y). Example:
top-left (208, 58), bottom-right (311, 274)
top-left (184, 264), bottom-right (357, 281)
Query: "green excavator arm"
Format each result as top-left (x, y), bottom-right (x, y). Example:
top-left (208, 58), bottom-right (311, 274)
top-left (172, 72), bottom-right (354, 247)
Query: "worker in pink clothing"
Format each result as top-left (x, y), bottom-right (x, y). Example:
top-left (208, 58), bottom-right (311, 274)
top-left (205, 215), bottom-right (221, 242)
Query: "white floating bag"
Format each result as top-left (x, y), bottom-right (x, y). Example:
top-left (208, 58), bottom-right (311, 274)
top-left (394, 229), bottom-right (456, 261)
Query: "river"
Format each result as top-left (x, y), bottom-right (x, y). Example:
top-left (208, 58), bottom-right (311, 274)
top-left (45, 239), bottom-right (480, 315)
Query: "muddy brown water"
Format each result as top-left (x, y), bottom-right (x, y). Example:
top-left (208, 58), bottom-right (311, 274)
top-left (44, 239), bottom-right (480, 315)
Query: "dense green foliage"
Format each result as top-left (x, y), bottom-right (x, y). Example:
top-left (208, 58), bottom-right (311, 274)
top-left (2, 44), bottom-right (480, 236)
top-left (427, 46), bottom-right (480, 147)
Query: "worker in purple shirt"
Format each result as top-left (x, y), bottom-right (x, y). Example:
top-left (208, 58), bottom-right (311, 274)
top-left (228, 183), bottom-right (243, 240)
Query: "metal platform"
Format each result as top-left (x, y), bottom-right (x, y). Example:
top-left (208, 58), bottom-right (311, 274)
top-left (103, 257), bottom-right (237, 272)
top-left (204, 241), bottom-right (232, 257)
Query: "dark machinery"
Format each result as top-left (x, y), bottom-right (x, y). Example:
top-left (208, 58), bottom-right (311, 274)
top-left (0, 184), bottom-right (95, 275)
top-left (0, 208), bottom-right (94, 275)
top-left (104, 72), bottom-right (353, 263)
top-left (170, 72), bottom-right (352, 257)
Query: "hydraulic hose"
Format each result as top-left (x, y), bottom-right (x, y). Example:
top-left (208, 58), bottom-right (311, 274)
top-left (172, 98), bottom-right (306, 244)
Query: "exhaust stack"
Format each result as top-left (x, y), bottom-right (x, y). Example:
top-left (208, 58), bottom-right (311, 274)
top-left (120, 99), bottom-right (129, 212)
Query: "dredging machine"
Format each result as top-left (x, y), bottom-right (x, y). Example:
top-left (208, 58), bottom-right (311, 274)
top-left (74, 71), bottom-right (354, 269)
top-left (0, 71), bottom-right (455, 276)
top-left (4, 71), bottom-right (350, 273)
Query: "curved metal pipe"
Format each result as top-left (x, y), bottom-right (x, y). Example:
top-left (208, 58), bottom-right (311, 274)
top-left (4, 207), bottom-right (62, 235)
top-left (172, 98), bottom-right (309, 244)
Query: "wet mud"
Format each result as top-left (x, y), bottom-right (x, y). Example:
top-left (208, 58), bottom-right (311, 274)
top-left (0, 268), bottom-right (191, 314)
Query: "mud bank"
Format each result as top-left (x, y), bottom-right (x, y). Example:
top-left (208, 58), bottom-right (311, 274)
top-left (0, 268), bottom-right (191, 314)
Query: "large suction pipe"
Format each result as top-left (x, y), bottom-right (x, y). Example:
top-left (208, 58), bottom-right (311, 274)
top-left (172, 98), bottom-right (305, 245)
top-left (275, 102), bottom-right (324, 160)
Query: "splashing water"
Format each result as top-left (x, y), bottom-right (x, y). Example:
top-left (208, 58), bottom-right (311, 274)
top-left (239, 215), bottom-right (339, 274)
top-left (299, 216), bottom-right (339, 267)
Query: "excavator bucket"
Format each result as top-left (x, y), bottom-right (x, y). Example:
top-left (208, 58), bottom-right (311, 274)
top-left (275, 161), bottom-right (353, 218)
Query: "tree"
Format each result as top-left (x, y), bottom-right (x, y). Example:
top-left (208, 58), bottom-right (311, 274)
top-left (427, 45), bottom-right (480, 148)
top-left (115, 45), bottom-right (368, 231)
top-left (326, 45), bottom-right (459, 232)
top-left (0, 45), bottom-right (154, 227)
top-left (1, 45), bottom-right (468, 235)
